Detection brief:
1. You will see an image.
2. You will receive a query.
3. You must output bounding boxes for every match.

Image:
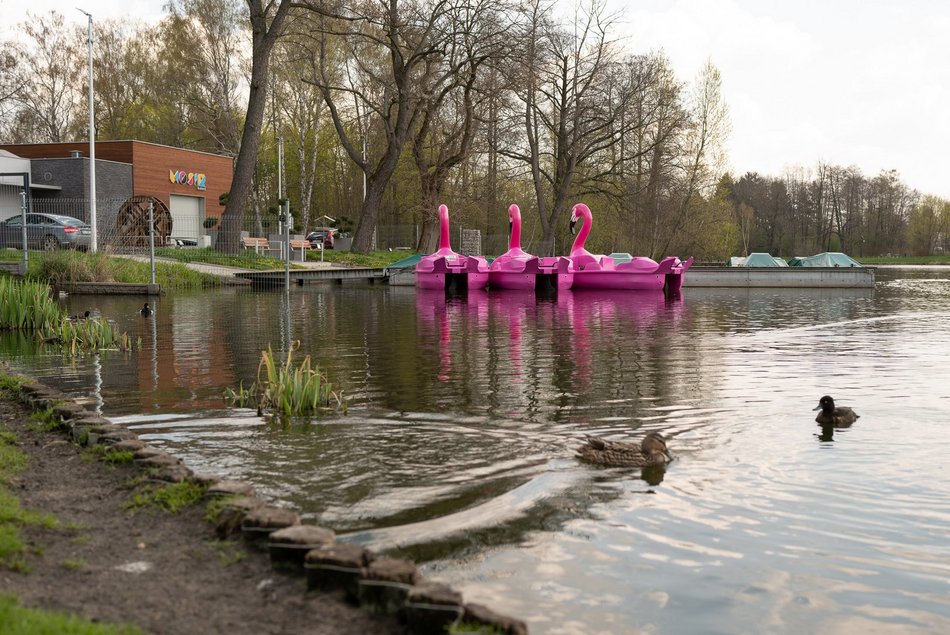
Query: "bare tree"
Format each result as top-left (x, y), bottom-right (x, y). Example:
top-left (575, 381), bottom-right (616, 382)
top-left (300, 0), bottom-right (482, 253)
top-left (502, 0), bottom-right (631, 254)
top-left (5, 12), bottom-right (81, 142)
top-left (411, 0), bottom-right (508, 253)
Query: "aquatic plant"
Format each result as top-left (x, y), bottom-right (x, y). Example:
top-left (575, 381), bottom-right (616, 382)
top-left (50, 315), bottom-right (137, 354)
top-left (0, 278), bottom-right (136, 353)
top-left (0, 278), bottom-right (60, 331)
top-left (224, 342), bottom-right (344, 417)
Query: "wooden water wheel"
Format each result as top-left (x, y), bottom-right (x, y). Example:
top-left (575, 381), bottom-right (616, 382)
top-left (115, 196), bottom-right (172, 247)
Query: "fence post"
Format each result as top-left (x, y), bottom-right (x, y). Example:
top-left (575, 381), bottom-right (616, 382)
top-left (283, 199), bottom-right (291, 290)
top-left (19, 188), bottom-right (28, 275)
top-left (148, 199), bottom-right (156, 285)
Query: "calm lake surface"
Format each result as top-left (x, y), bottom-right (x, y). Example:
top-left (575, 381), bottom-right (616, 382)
top-left (4, 267), bottom-right (949, 634)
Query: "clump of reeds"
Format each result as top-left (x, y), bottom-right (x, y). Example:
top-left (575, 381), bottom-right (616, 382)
top-left (0, 278), bottom-right (136, 353)
top-left (224, 342), bottom-right (343, 416)
top-left (33, 250), bottom-right (113, 287)
top-left (0, 278), bottom-right (60, 330)
top-left (50, 317), bottom-right (137, 354)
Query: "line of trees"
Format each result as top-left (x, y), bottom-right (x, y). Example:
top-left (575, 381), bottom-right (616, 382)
top-left (2, 2), bottom-right (946, 258)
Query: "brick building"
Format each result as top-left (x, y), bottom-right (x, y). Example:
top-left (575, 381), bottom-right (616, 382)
top-left (0, 140), bottom-right (233, 242)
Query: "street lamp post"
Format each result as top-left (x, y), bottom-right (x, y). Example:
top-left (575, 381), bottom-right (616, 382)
top-left (78, 8), bottom-right (97, 252)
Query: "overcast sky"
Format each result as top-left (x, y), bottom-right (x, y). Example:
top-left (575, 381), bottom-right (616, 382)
top-left (3, 0), bottom-right (948, 198)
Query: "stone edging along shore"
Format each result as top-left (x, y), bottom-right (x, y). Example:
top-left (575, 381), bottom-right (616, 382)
top-left (7, 371), bottom-right (528, 635)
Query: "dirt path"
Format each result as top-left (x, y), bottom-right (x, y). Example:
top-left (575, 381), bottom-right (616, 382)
top-left (0, 396), bottom-right (399, 635)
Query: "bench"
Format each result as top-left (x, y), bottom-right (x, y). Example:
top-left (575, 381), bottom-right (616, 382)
top-left (242, 236), bottom-right (270, 254)
top-left (289, 239), bottom-right (312, 259)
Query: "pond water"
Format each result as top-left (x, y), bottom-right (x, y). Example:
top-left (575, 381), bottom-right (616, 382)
top-left (4, 268), bottom-right (950, 634)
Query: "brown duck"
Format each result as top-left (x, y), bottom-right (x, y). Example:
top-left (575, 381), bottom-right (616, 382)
top-left (576, 431), bottom-right (673, 467)
top-left (813, 395), bottom-right (859, 426)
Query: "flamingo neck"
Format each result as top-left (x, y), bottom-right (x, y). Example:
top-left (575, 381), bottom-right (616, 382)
top-left (510, 210), bottom-right (522, 251)
top-left (571, 208), bottom-right (592, 256)
top-left (436, 206), bottom-right (454, 255)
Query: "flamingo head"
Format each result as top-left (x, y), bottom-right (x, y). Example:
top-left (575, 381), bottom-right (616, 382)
top-left (569, 204), bottom-right (580, 235)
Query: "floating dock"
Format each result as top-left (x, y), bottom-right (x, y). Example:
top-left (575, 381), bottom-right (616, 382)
top-left (683, 266), bottom-right (874, 288)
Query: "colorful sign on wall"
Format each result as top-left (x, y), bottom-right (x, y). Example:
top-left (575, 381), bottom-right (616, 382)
top-left (169, 170), bottom-right (207, 191)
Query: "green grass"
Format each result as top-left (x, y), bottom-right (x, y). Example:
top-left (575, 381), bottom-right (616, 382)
top-left (84, 445), bottom-right (134, 466)
top-left (0, 249), bottom-right (218, 289)
top-left (209, 540), bottom-right (246, 566)
top-left (27, 409), bottom-right (64, 434)
top-left (0, 375), bottom-right (26, 400)
top-left (0, 595), bottom-right (143, 634)
top-left (0, 428), bottom-right (59, 572)
top-left (154, 247), bottom-right (302, 270)
top-left (857, 255), bottom-right (950, 265)
top-left (308, 249), bottom-right (411, 268)
top-left (125, 481), bottom-right (207, 515)
top-left (61, 558), bottom-right (85, 571)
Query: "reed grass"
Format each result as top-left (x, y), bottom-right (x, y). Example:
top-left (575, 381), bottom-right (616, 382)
top-left (0, 278), bottom-right (136, 353)
top-left (2, 249), bottom-right (218, 289)
top-left (224, 342), bottom-right (343, 417)
top-left (0, 278), bottom-right (60, 330)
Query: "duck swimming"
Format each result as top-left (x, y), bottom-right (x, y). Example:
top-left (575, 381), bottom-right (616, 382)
top-left (576, 431), bottom-right (673, 467)
top-left (813, 395), bottom-right (858, 425)
top-left (140, 303), bottom-right (152, 317)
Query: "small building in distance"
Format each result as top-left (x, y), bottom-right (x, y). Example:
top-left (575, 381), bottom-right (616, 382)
top-left (0, 140), bottom-right (233, 244)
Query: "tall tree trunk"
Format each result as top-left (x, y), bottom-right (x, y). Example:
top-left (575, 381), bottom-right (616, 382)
top-left (217, 0), bottom-right (290, 253)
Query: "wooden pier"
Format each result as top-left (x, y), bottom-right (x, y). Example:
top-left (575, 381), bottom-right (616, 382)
top-left (235, 267), bottom-right (388, 286)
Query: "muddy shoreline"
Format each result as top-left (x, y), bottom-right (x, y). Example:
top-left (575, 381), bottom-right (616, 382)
top-left (0, 369), bottom-right (526, 634)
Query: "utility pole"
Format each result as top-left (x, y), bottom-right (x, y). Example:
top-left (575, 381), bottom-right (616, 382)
top-left (78, 8), bottom-right (97, 252)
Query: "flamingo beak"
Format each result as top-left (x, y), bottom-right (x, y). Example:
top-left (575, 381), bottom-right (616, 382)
top-left (569, 217), bottom-right (577, 235)
top-left (508, 219), bottom-right (512, 241)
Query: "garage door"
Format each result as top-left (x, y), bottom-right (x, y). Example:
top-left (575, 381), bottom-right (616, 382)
top-left (169, 194), bottom-right (203, 240)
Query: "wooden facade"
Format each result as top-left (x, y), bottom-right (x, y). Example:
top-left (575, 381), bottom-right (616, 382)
top-left (0, 141), bottom-right (233, 222)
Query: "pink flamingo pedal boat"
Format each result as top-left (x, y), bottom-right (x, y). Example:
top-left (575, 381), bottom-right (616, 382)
top-left (489, 204), bottom-right (573, 291)
top-left (416, 204), bottom-right (489, 291)
top-left (567, 203), bottom-right (693, 292)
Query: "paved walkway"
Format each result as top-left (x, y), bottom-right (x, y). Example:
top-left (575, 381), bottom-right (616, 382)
top-left (120, 254), bottom-right (340, 280)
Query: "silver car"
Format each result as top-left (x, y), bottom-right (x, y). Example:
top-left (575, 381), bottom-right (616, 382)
top-left (0, 212), bottom-right (92, 251)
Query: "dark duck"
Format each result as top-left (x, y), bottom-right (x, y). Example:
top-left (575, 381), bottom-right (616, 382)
top-left (140, 303), bottom-right (153, 317)
top-left (813, 395), bottom-right (859, 425)
top-left (576, 431), bottom-right (673, 467)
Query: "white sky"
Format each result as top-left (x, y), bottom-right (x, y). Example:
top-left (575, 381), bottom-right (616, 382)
top-left (3, 0), bottom-right (949, 198)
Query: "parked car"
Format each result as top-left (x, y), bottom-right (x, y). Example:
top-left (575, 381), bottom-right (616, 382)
top-left (306, 227), bottom-right (336, 249)
top-left (0, 213), bottom-right (92, 251)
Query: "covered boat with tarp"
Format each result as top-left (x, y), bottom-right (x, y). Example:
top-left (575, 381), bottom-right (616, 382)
top-left (787, 252), bottom-right (862, 267)
top-left (730, 253), bottom-right (788, 267)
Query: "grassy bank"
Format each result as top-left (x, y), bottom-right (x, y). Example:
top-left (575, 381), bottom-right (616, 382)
top-left (0, 374), bottom-right (144, 634)
top-left (0, 249), bottom-right (217, 289)
top-left (307, 249), bottom-right (413, 268)
top-left (153, 247), bottom-right (302, 270)
top-left (857, 255), bottom-right (950, 265)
